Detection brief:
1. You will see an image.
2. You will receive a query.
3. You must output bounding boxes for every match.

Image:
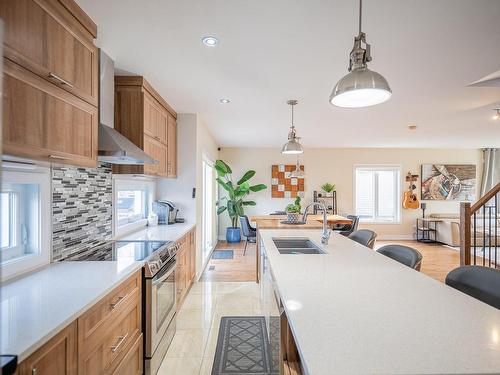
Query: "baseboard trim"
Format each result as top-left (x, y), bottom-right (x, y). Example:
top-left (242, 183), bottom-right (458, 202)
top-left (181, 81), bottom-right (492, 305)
top-left (375, 234), bottom-right (415, 241)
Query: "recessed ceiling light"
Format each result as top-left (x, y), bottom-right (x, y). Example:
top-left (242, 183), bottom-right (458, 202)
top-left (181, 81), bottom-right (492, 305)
top-left (219, 98), bottom-right (230, 104)
top-left (408, 124), bottom-right (417, 130)
top-left (202, 36), bottom-right (218, 47)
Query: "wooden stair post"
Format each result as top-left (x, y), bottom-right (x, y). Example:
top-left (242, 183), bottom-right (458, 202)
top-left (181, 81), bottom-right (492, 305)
top-left (460, 202), bottom-right (471, 266)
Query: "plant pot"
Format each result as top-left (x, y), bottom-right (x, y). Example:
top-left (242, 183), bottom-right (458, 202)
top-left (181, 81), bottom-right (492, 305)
top-left (226, 227), bottom-right (241, 243)
top-left (286, 212), bottom-right (300, 223)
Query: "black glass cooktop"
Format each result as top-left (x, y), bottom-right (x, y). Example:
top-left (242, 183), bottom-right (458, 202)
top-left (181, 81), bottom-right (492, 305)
top-left (63, 240), bottom-right (170, 261)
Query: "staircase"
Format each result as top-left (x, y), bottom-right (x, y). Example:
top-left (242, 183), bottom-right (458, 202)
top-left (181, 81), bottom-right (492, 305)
top-left (460, 183), bottom-right (500, 267)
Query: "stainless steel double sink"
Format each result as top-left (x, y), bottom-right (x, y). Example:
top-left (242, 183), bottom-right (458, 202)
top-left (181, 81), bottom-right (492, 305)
top-left (272, 238), bottom-right (325, 255)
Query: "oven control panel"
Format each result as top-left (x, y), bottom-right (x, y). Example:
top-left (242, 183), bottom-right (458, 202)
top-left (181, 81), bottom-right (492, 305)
top-left (144, 242), bottom-right (179, 277)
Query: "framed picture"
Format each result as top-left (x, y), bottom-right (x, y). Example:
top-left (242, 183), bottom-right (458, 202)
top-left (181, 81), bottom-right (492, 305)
top-left (421, 164), bottom-right (476, 201)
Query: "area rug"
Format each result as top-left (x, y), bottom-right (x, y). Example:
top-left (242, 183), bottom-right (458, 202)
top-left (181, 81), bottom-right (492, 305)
top-left (212, 250), bottom-right (234, 259)
top-left (211, 316), bottom-right (279, 375)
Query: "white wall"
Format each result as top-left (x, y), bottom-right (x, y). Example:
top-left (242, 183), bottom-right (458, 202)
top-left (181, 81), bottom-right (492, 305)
top-left (195, 117), bottom-right (219, 271)
top-left (157, 114), bottom-right (219, 277)
top-left (158, 114), bottom-right (197, 223)
top-left (218, 148), bottom-right (483, 239)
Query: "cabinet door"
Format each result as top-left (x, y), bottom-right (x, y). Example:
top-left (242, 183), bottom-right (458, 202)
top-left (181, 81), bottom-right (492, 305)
top-left (0, 0), bottom-right (99, 106)
top-left (18, 321), bottom-right (78, 375)
top-left (167, 114), bottom-right (177, 178)
top-left (143, 94), bottom-right (158, 138)
top-left (190, 230), bottom-right (196, 281)
top-left (143, 135), bottom-right (159, 176)
top-left (156, 143), bottom-right (168, 177)
top-left (3, 59), bottom-right (97, 167)
top-left (157, 109), bottom-right (168, 144)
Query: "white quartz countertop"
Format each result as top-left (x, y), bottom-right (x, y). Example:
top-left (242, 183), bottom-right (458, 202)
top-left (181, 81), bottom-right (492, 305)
top-left (115, 222), bottom-right (195, 242)
top-left (260, 229), bottom-right (500, 375)
top-left (1, 222), bottom-right (194, 361)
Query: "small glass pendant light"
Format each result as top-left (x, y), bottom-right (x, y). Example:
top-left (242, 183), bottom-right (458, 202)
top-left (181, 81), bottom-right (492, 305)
top-left (290, 155), bottom-right (305, 178)
top-left (330, 0), bottom-right (391, 108)
top-left (281, 100), bottom-right (304, 154)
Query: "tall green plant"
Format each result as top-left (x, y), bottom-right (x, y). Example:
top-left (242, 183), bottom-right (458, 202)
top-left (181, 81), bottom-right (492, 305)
top-left (215, 160), bottom-right (267, 228)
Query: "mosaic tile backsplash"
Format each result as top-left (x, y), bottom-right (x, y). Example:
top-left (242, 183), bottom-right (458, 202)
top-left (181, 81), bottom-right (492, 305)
top-left (52, 163), bottom-right (112, 261)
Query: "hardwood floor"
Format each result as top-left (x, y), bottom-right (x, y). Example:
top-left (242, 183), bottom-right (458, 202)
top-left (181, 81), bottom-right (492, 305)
top-left (375, 240), bottom-right (460, 282)
top-left (201, 239), bottom-right (460, 283)
top-left (200, 241), bottom-right (257, 282)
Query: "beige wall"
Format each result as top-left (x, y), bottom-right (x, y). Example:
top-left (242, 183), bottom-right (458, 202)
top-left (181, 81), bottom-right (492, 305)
top-left (218, 148), bottom-right (483, 239)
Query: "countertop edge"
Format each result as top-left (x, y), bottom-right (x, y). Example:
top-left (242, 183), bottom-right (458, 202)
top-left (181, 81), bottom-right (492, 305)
top-left (13, 262), bottom-right (144, 362)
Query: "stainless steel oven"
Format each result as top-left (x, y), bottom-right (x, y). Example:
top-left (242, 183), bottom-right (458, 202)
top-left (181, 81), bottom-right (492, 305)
top-left (144, 244), bottom-right (179, 375)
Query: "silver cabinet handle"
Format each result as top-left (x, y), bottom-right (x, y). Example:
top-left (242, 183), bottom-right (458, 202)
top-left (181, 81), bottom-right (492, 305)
top-left (48, 72), bottom-right (74, 88)
top-left (110, 333), bottom-right (128, 353)
top-left (49, 154), bottom-right (71, 160)
top-left (32, 369), bottom-right (37, 375)
top-left (110, 294), bottom-right (127, 310)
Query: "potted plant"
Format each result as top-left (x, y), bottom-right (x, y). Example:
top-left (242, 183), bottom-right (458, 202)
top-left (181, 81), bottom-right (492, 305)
top-left (321, 182), bottom-right (335, 196)
top-left (285, 196), bottom-right (302, 223)
top-left (215, 160), bottom-right (267, 243)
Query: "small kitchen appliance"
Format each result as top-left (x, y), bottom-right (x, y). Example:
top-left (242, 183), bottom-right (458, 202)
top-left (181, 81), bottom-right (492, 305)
top-left (152, 200), bottom-right (179, 225)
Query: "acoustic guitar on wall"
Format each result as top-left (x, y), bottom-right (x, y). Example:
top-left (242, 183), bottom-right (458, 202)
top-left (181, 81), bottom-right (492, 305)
top-left (402, 172), bottom-right (420, 209)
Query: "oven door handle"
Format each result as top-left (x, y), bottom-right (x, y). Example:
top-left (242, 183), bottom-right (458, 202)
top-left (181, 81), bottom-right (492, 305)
top-left (152, 260), bottom-right (176, 286)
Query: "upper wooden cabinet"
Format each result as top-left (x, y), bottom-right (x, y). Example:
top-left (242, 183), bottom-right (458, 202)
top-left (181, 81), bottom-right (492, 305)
top-left (0, 0), bottom-right (99, 167)
top-left (0, 0), bottom-right (98, 106)
top-left (114, 76), bottom-right (177, 178)
top-left (3, 59), bottom-right (98, 167)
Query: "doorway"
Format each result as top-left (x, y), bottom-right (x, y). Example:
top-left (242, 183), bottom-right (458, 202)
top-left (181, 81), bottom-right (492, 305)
top-left (201, 156), bottom-right (217, 265)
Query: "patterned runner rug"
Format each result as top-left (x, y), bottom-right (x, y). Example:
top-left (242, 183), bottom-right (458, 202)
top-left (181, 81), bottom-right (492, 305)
top-left (211, 316), bottom-right (279, 375)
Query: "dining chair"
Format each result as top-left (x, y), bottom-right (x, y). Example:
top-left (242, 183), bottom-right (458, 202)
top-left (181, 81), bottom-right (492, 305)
top-left (376, 244), bottom-right (423, 271)
top-left (348, 229), bottom-right (377, 249)
top-left (336, 215), bottom-right (360, 236)
top-left (239, 215), bottom-right (257, 255)
top-left (445, 266), bottom-right (500, 309)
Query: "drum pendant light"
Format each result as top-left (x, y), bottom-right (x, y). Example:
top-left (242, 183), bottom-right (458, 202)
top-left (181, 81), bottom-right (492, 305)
top-left (281, 100), bottom-right (304, 154)
top-left (330, 0), bottom-right (391, 108)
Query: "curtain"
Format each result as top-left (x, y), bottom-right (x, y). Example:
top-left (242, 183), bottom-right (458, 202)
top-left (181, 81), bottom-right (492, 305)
top-left (480, 148), bottom-right (500, 197)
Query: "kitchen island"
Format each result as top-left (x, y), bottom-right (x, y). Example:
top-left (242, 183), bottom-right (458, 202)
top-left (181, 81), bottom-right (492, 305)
top-left (259, 229), bottom-right (500, 374)
top-left (250, 214), bottom-right (351, 282)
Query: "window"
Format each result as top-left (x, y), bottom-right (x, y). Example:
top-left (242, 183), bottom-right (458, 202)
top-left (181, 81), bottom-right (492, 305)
top-left (114, 177), bottom-right (156, 236)
top-left (1, 167), bottom-right (50, 281)
top-left (354, 165), bottom-right (401, 223)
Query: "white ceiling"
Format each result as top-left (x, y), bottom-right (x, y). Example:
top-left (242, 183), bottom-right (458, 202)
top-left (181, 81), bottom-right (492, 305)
top-left (77, 0), bottom-right (500, 148)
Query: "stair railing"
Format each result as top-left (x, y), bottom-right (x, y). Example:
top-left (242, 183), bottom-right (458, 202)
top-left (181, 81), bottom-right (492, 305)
top-left (460, 183), bottom-right (500, 267)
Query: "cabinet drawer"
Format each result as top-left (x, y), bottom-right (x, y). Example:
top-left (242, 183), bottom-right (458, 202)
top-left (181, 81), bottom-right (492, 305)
top-left (0, 0), bottom-right (99, 106)
top-left (78, 299), bottom-right (142, 375)
top-left (3, 59), bottom-right (97, 167)
top-left (78, 271), bottom-right (141, 353)
top-left (111, 333), bottom-right (143, 375)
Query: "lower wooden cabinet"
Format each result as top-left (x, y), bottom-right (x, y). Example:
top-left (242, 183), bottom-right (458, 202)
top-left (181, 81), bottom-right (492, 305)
top-left (15, 271), bottom-right (142, 375)
top-left (176, 227), bottom-right (196, 308)
top-left (111, 334), bottom-right (143, 375)
top-left (17, 322), bottom-right (78, 375)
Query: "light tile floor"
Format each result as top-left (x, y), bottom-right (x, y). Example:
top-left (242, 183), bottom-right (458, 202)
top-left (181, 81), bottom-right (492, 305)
top-left (157, 281), bottom-right (262, 375)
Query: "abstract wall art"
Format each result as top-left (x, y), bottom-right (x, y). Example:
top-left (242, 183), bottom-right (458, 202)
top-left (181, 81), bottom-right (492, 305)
top-left (421, 164), bottom-right (476, 201)
top-left (271, 164), bottom-right (305, 198)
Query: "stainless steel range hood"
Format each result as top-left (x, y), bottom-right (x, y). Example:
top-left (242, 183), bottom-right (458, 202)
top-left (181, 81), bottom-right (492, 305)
top-left (98, 50), bottom-right (156, 165)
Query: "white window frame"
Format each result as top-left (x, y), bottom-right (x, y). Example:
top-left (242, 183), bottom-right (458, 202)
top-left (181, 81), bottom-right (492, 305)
top-left (353, 164), bottom-right (402, 224)
top-left (113, 176), bottom-right (156, 237)
top-left (1, 167), bottom-right (51, 281)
